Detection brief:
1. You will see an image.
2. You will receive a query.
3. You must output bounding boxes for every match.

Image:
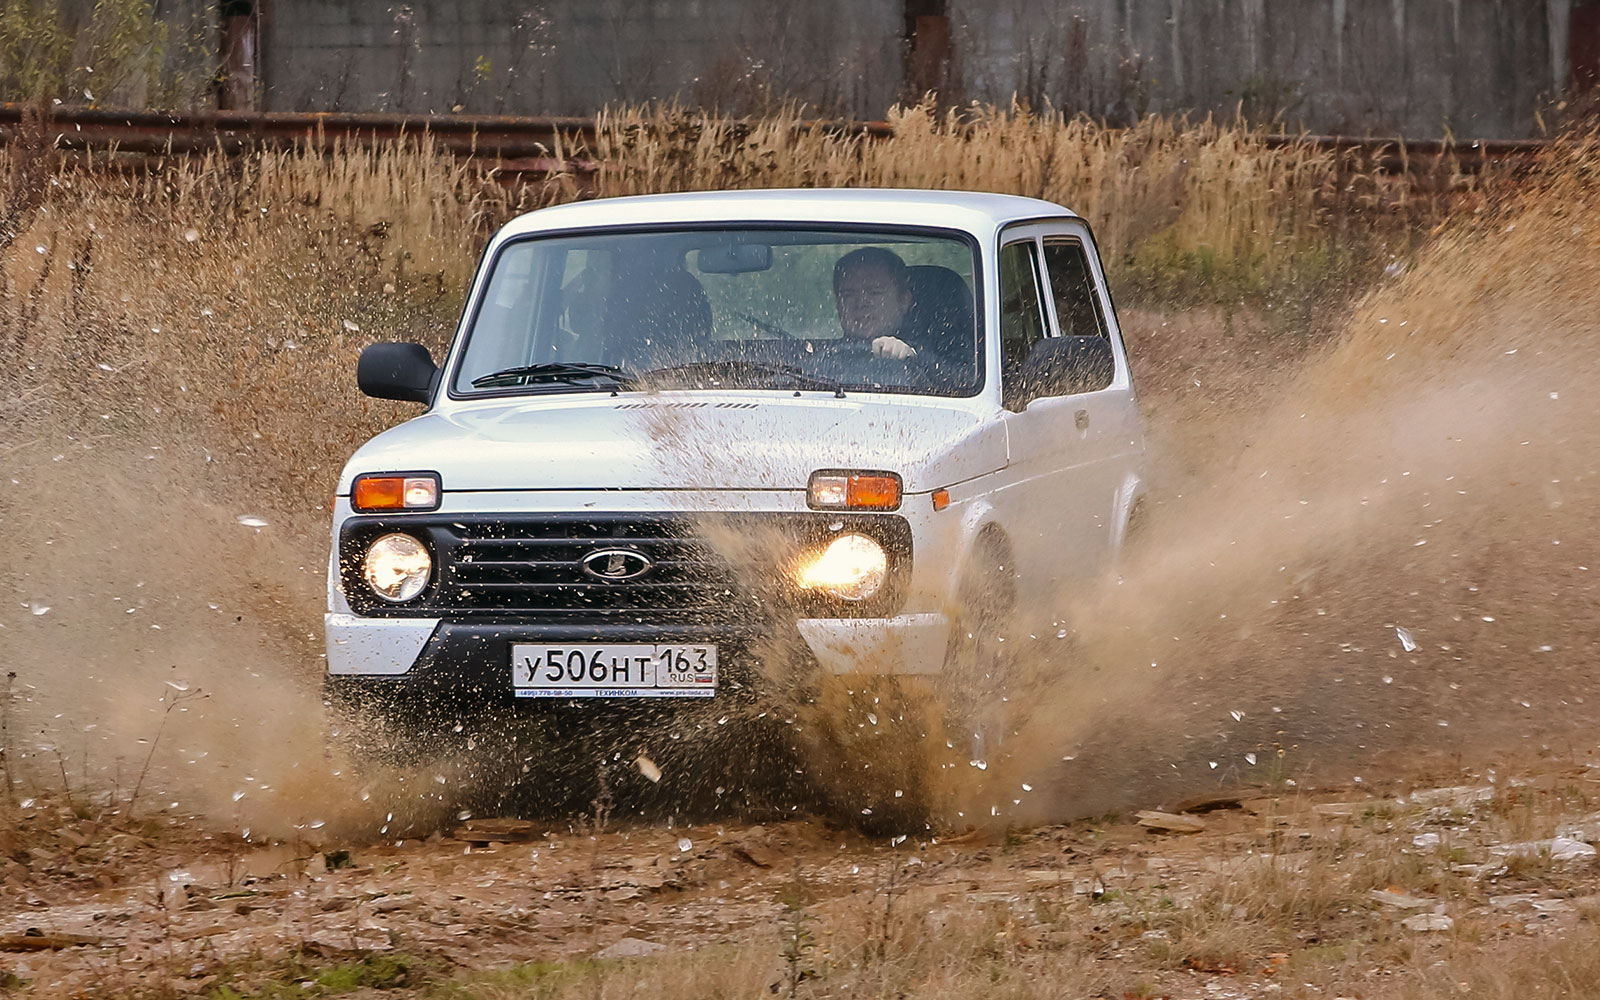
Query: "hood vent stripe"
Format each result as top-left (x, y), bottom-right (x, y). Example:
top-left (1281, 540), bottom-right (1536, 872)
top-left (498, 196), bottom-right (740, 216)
top-left (614, 401), bottom-right (761, 410)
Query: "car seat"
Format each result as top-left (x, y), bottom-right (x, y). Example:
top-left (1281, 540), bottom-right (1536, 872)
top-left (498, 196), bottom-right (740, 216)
top-left (605, 267), bottom-right (712, 369)
top-left (905, 265), bottom-right (977, 384)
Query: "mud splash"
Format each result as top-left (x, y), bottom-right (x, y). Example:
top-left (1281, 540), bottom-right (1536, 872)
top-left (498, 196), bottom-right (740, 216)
top-left (0, 443), bottom-right (374, 837)
top-left (4, 138), bottom-right (1599, 839)
top-left (985, 138), bottom-right (1600, 822)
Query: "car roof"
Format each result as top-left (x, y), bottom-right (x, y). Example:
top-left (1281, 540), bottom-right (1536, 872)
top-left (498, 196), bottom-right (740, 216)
top-left (501, 189), bottom-right (1080, 239)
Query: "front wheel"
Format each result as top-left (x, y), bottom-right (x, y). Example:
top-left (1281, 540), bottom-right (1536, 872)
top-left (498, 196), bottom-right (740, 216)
top-left (798, 536), bottom-right (1022, 834)
top-left (797, 673), bottom-right (949, 835)
top-left (939, 533), bottom-right (1019, 765)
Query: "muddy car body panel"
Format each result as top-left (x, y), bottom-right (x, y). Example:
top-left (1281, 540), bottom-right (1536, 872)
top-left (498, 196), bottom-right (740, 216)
top-left (326, 189), bottom-right (1146, 706)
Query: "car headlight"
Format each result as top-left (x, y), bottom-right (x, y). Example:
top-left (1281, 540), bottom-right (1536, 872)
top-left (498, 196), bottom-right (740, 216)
top-left (362, 533), bottom-right (432, 603)
top-left (794, 533), bottom-right (887, 602)
top-left (351, 472), bottom-right (440, 512)
top-left (807, 470), bottom-right (901, 511)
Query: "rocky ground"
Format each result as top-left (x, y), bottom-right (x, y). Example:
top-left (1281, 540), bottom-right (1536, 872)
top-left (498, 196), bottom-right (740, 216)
top-left (5, 748), bottom-right (1600, 999)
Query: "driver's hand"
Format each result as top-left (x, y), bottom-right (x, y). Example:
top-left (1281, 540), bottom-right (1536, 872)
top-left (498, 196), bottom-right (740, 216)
top-left (871, 336), bottom-right (917, 360)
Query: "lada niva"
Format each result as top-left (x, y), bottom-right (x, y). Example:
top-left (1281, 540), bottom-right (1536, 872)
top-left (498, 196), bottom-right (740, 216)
top-left (326, 189), bottom-right (1146, 823)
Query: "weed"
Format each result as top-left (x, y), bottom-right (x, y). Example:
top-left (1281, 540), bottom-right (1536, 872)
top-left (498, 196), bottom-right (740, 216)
top-left (125, 682), bottom-right (204, 819)
top-left (0, 0), bottom-right (205, 107)
top-left (430, 959), bottom-right (589, 998)
top-left (578, 100), bottom-right (1435, 306)
top-left (208, 951), bottom-right (417, 998)
top-left (0, 671), bottom-right (15, 810)
top-left (779, 862), bottom-right (817, 997)
top-left (314, 952), bottom-right (414, 990)
top-left (1123, 979), bottom-right (1162, 1000)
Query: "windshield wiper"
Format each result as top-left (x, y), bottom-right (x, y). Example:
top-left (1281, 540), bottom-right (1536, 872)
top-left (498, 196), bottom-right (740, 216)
top-left (731, 310), bottom-right (796, 340)
top-left (641, 361), bottom-right (845, 397)
top-left (470, 362), bottom-right (639, 390)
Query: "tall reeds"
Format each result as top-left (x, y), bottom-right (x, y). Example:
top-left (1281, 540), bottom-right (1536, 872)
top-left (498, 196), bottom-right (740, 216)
top-left (0, 104), bottom-right (1452, 510)
top-left (581, 101), bottom-right (1419, 298)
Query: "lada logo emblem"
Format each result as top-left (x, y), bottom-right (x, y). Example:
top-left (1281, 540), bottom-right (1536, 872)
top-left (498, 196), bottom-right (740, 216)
top-left (580, 548), bottom-right (653, 581)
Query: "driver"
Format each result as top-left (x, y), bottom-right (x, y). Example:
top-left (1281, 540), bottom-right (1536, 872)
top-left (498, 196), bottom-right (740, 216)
top-left (832, 247), bottom-right (920, 360)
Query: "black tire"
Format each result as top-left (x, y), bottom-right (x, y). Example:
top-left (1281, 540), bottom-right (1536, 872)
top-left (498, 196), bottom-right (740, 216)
top-left (798, 532), bottom-right (1022, 835)
top-left (939, 532), bottom-right (1018, 763)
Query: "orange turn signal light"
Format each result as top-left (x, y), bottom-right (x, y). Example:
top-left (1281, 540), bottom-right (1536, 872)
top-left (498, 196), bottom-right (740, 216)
top-left (807, 471), bottom-right (902, 511)
top-left (932, 488), bottom-right (950, 511)
top-left (352, 473), bottom-right (440, 512)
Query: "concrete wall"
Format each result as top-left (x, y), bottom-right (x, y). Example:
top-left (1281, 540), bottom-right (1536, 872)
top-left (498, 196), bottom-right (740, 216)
top-left (264, 0), bottom-right (901, 117)
top-left (261, 0), bottom-right (1582, 137)
top-left (953, 0), bottom-right (1566, 137)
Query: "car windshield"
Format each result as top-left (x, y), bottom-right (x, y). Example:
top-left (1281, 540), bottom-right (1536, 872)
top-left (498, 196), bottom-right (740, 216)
top-left (451, 227), bottom-right (981, 398)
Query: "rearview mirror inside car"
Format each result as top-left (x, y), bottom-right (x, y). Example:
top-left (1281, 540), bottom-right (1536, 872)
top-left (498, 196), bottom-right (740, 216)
top-left (695, 242), bottom-right (773, 273)
top-left (357, 342), bottom-right (438, 403)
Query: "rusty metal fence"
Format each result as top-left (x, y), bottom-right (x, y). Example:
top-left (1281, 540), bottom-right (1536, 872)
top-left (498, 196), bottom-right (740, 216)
top-left (0, 104), bottom-right (1554, 186)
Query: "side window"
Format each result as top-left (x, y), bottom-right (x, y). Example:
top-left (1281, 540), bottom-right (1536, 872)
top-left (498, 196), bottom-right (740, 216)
top-left (998, 241), bottom-right (1047, 377)
top-left (1041, 239), bottom-right (1109, 339)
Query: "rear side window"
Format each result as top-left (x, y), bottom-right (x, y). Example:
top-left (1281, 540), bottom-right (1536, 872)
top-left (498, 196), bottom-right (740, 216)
top-left (1042, 239), bottom-right (1108, 339)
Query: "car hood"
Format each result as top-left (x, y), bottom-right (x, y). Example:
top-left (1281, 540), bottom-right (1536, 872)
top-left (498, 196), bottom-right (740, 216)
top-left (338, 392), bottom-right (1004, 494)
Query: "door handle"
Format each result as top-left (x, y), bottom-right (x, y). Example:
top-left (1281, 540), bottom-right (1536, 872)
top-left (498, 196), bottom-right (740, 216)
top-left (1075, 409), bottom-right (1090, 431)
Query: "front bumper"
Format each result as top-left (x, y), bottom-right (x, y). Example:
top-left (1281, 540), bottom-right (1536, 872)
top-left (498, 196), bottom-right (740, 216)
top-left (323, 611), bottom-right (952, 698)
top-left (796, 613), bottom-right (950, 675)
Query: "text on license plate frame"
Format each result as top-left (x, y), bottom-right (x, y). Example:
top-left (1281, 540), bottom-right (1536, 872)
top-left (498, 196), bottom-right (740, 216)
top-left (510, 643), bottom-right (718, 698)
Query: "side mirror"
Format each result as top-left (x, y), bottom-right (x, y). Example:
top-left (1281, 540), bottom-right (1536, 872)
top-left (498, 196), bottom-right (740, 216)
top-left (1010, 336), bottom-right (1115, 410)
top-left (357, 342), bottom-right (438, 403)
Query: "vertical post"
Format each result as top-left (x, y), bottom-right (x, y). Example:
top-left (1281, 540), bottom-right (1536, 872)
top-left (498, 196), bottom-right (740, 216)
top-left (219, 0), bottom-right (258, 110)
top-left (904, 0), bottom-right (951, 102)
top-left (1569, 0), bottom-right (1600, 96)
top-left (1168, 0), bottom-right (1184, 100)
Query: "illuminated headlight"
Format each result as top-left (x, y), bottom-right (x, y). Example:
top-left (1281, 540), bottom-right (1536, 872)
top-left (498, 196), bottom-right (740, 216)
top-left (794, 533), bottom-right (888, 602)
top-left (362, 533), bottom-right (432, 603)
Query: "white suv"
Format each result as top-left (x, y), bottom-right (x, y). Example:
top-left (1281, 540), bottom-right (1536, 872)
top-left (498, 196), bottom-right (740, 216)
top-left (326, 189), bottom-right (1145, 821)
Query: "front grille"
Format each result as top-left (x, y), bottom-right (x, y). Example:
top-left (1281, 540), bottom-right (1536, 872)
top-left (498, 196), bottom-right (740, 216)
top-left (449, 519), bottom-right (741, 612)
top-left (338, 512), bottom-right (911, 621)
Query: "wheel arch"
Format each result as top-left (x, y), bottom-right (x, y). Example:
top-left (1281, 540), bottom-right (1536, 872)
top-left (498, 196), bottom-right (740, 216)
top-left (1110, 471), bottom-right (1149, 550)
top-left (942, 501), bottom-right (1017, 616)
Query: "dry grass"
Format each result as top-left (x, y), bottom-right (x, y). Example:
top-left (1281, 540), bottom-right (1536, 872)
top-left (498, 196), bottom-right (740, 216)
top-left (0, 133), bottom-right (538, 515)
top-left (584, 101), bottom-right (1443, 300)
top-left (0, 103), bottom-right (1442, 521)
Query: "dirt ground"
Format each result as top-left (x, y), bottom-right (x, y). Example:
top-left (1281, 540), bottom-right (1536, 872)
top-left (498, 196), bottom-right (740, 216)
top-left (7, 748), bottom-right (1600, 999)
top-left (7, 131), bottom-right (1600, 997)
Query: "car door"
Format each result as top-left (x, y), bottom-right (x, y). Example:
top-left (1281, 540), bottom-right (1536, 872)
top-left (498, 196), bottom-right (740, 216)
top-left (994, 221), bottom-right (1131, 599)
top-left (991, 228), bottom-right (1100, 598)
top-left (1040, 228), bottom-right (1144, 552)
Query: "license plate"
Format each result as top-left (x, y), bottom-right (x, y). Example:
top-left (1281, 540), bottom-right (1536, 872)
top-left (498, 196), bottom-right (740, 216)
top-left (510, 643), bottom-right (718, 698)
